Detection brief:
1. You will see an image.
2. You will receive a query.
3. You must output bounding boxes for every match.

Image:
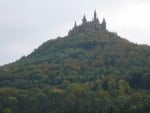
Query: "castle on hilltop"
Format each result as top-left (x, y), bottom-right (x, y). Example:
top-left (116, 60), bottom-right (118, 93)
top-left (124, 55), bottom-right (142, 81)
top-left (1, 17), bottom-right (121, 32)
top-left (68, 10), bottom-right (107, 36)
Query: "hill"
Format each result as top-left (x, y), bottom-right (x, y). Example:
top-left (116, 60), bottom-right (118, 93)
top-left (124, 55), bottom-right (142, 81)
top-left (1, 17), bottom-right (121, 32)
top-left (1, 31), bottom-right (150, 89)
top-left (0, 12), bottom-right (150, 113)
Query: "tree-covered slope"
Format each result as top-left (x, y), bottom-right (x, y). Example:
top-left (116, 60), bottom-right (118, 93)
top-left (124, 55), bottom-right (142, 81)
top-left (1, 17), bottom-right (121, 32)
top-left (1, 31), bottom-right (150, 89)
top-left (0, 31), bottom-right (150, 113)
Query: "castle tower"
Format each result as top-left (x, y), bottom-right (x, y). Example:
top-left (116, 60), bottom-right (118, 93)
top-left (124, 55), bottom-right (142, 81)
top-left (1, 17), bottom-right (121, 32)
top-left (74, 21), bottom-right (77, 28)
top-left (94, 10), bottom-right (99, 22)
top-left (94, 10), bottom-right (97, 20)
top-left (102, 18), bottom-right (106, 30)
top-left (82, 15), bottom-right (87, 24)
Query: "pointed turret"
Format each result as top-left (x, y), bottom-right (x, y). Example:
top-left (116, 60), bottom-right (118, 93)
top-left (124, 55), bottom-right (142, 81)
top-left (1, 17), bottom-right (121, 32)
top-left (93, 10), bottom-right (99, 22)
top-left (102, 18), bottom-right (106, 31)
top-left (74, 21), bottom-right (77, 28)
top-left (94, 10), bottom-right (97, 20)
top-left (82, 15), bottom-right (87, 24)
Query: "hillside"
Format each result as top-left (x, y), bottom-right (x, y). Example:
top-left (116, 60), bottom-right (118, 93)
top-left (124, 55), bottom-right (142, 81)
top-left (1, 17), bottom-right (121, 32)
top-left (1, 31), bottom-right (150, 89)
top-left (0, 31), bottom-right (150, 113)
top-left (0, 12), bottom-right (150, 113)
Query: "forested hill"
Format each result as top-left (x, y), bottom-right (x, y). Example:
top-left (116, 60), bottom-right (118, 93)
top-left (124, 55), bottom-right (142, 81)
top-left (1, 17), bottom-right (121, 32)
top-left (0, 31), bottom-right (150, 113)
top-left (1, 31), bottom-right (150, 89)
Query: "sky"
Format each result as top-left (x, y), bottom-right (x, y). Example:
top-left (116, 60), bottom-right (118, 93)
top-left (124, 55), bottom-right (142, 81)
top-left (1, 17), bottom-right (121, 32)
top-left (0, 0), bottom-right (150, 66)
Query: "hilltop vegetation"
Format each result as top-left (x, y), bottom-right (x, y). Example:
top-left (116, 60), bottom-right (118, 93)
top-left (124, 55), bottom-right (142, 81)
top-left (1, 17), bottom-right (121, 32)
top-left (0, 31), bottom-right (150, 113)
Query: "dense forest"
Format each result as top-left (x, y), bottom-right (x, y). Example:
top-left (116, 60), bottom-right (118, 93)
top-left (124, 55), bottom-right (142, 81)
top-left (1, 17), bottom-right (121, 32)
top-left (0, 31), bottom-right (150, 113)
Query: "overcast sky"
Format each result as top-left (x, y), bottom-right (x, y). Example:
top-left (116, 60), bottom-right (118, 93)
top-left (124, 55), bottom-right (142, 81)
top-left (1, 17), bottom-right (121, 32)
top-left (0, 0), bottom-right (150, 65)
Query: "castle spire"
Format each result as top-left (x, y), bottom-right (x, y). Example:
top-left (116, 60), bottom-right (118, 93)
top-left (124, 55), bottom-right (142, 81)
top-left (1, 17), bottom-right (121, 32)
top-left (93, 10), bottom-right (99, 22)
top-left (82, 14), bottom-right (87, 24)
top-left (102, 18), bottom-right (106, 23)
top-left (94, 10), bottom-right (97, 20)
top-left (74, 21), bottom-right (77, 27)
top-left (102, 18), bottom-right (106, 30)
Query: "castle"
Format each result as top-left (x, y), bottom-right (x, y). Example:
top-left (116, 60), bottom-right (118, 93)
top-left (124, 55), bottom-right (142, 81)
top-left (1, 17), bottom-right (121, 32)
top-left (68, 10), bottom-right (107, 36)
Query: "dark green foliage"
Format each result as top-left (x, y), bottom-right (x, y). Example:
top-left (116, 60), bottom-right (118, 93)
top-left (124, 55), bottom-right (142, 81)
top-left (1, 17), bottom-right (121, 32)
top-left (0, 31), bottom-right (150, 113)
